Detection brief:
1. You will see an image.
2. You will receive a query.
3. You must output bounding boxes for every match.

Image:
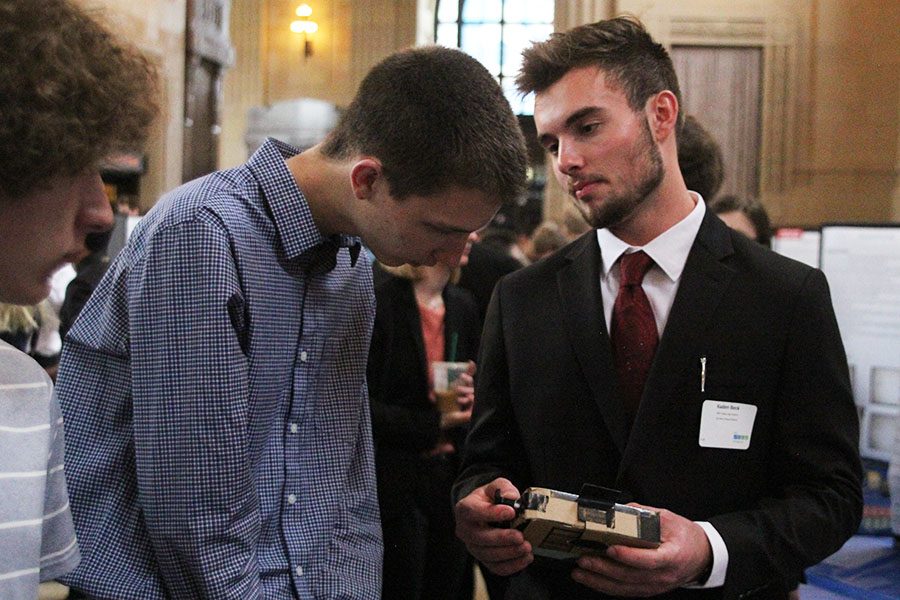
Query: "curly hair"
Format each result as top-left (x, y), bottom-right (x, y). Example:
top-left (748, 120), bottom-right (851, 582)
top-left (321, 46), bottom-right (527, 206)
top-left (0, 0), bottom-right (159, 200)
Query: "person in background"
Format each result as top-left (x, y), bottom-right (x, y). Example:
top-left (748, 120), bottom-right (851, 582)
top-left (0, 302), bottom-right (61, 374)
top-left (459, 231), bottom-right (525, 322)
top-left (58, 230), bottom-right (113, 342)
top-left (525, 221), bottom-right (568, 262)
top-left (56, 45), bottom-right (527, 598)
top-left (709, 194), bottom-right (773, 248)
top-left (561, 205), bottom-right (592, 241)
top-left (368, 256), bottom-right (480, 600)
top-left (677, 114), bottom-right (725, 203)
top-left (38, 264), bottom-right (78, 378)
top-left (454, 17), bottom-right (861, 599)
top-left (480, 224), bottom-right (531, 267)
top-left (0, 0), bottom-right (158, 597)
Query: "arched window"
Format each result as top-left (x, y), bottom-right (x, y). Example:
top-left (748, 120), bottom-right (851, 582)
top-left (435, 0), bottom-right (554, 115)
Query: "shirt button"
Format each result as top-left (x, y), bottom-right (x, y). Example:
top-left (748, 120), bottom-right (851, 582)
top-left (287, 493), bottom-right (297, 504)
top-left (300, 350), bottom-right (308, 362)
top-left (290, 423), bottom-right (298, 434)
top-left (295, 565), bottom-right (304, 577)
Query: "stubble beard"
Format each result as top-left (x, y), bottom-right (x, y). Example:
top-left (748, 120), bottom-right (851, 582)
top-left (576, 117), bottom-right (665, 230)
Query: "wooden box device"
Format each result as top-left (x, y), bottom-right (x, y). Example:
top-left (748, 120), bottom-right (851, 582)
top-left (495, 485), bottom-right (660, 560)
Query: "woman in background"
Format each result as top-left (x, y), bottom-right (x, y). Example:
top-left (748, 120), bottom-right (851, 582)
top-left (0, 301), bottom-right (61, 376)
top-left (368, 257), bottom-right (480, 600)
top-left (709, 194), bottom-right (773, 248)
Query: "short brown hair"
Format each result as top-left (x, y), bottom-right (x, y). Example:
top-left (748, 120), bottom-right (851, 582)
top-left (678, 115), bottom-right (725, 201)
top-left (517, 16), bottom-right (682, 129)
top-left (709, 194), bottom-right (773, 248)
top-left (322, 46), bottom-right (527, 205)
top-left (0, 0), bottom-right (159, 200)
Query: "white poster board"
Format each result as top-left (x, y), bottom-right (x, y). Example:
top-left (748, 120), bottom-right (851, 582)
top-left (772, 228), bottom-right (821, 268)
top-left (820, 225), bottom-right (900, 461)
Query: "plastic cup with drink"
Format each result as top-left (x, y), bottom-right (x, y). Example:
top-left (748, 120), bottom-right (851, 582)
top-left (432, 361), bottom-right (469, 413)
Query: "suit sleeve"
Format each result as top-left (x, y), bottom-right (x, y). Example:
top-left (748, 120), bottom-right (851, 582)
top-left (711, 268), bottom-right (862, 597)
top-left (453, 278), bottom-right (532, 504)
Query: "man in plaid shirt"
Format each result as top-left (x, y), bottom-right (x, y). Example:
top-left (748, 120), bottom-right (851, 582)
top-left (57, 46), bottom-right (527, 599)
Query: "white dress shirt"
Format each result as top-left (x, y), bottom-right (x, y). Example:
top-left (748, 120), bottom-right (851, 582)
top-left (595, 194), bottom-right (728, 588)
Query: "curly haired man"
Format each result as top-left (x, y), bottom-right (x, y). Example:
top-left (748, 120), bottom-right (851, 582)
top-left (0, 0), bottom-right (158, 597)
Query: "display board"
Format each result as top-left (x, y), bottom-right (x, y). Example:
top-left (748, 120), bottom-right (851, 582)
top-left (820, 225), bottom-right (900, 461)
top-left (772, 228), bottom-right (821, 268)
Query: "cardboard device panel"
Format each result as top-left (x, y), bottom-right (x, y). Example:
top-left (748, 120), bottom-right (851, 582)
top-left (495, 485), bottom-right (661, 560)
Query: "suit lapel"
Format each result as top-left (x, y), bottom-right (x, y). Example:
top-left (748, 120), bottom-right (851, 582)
top-left (619, 211), bottom-right (737, 472)
top-left (557, 233), bottom-right (630, 454)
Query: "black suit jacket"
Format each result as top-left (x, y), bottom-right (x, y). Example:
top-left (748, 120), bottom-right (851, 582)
top-left (368, 269), bottom-right (481, 519)
top-left (454, 212), bottom-right (862, 599)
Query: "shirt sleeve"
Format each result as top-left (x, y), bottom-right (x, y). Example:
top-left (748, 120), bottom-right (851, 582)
top-left (127, 217), bottom-right (261, 598)
top-left (39, 390), bottom-right (80, 582)
top-left (683, 521), bottom-right (728, 589)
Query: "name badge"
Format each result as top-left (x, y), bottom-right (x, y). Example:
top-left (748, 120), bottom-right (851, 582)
top-left (698, 400), bottom-right (757, 450)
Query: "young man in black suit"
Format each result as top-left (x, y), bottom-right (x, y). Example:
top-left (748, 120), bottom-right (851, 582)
top-left (453, 17), bottom-right (861, 599)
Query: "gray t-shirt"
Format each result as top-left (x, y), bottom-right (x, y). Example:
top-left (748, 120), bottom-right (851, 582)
top-left (0, 340), bottom-right (79, 599)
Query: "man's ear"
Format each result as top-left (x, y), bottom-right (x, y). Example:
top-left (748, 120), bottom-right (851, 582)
top-left (349, 158), bottom-right (383, 200)
top-left (645, 90), bottom-right (679, 142)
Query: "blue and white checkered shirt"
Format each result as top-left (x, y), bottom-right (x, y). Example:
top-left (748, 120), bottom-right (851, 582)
top-left (57, 139), bottom-right (382, 599)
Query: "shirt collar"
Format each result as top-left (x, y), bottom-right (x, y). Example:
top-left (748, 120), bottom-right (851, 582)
top-left (596, 193), bottom-right (706, 282)
top-left (247, 138), bottom-right (362, 269)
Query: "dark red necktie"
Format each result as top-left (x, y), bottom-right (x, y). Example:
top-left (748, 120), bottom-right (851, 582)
top-left (610, 251), bottom-right (658, 422)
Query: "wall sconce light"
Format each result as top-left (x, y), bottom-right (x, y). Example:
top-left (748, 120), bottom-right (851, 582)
top-left (290, 4), bottom-right (318, 59)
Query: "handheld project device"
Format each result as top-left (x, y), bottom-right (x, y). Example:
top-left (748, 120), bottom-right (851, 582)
top-left (494, 484), bottom-right (661, 560)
